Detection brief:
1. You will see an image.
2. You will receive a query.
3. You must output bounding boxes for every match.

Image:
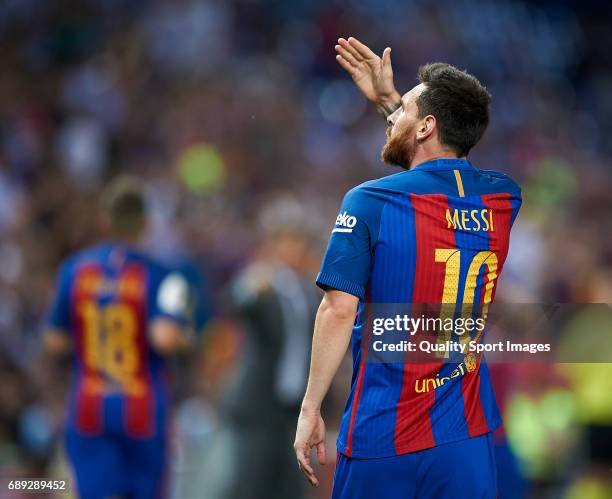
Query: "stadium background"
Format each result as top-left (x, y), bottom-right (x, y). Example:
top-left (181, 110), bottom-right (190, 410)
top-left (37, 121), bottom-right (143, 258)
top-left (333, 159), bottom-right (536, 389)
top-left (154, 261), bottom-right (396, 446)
top-left (0, 0), bottom-right (610, 497)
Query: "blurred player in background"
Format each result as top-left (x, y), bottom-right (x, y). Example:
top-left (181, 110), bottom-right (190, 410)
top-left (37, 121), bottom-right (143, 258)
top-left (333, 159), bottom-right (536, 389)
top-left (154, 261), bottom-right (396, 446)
top-left (294, 38), bottom-right (521, 498)
top-left (43, 177), bottom-right (191, 499)
top-left (202, 197), bottom-right (320, 499)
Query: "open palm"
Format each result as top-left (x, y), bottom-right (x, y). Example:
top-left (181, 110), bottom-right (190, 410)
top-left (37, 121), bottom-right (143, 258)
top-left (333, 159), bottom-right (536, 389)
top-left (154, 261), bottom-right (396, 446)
top-left (335, 37), bottom-right (400, 106)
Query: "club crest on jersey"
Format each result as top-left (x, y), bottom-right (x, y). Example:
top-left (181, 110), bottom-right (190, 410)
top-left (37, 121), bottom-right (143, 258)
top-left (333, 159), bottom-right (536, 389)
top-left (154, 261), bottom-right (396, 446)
top-left (332, 211), bottom-right (357, 233)
top-left (464, 352), bottom-right (478, 373)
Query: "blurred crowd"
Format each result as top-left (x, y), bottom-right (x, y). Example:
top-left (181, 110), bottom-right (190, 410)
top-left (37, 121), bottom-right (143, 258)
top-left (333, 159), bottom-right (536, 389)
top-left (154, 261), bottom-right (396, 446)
top-left (0, 0), bottom-right (611, 498)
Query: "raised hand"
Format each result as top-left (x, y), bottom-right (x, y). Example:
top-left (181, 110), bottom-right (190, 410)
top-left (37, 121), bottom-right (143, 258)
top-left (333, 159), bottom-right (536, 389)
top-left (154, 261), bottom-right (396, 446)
top-left (335, 37), bottom-right (402, 117)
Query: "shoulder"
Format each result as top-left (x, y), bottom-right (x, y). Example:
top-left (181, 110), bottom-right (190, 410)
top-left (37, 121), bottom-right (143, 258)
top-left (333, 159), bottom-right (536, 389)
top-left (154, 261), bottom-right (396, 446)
top-left (57, 245), bottom-right (100, 276)
top-left (338, 179), bottom-right (389, 226)
top-left (337, 173), bottom-right (421, 232)
top-left (131, 250), bottom-right (167, 273)
top-left (130, 254), bottom-right (177, 289)
top-left (349, 168), bottom-right (442, 199)
top-left (477, 168), bottom-right (522, 195)
top-left (343, 171), bottom-right (410, 203)
top-left (352, 169), bottom-right (426, 191)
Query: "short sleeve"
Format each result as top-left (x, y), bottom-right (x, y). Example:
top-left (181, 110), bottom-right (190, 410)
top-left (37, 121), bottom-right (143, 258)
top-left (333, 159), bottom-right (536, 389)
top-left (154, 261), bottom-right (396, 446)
top-left (152, 271), bottom-right (190, 325)
top-left (316, 186), bottom-right (382, 300)
top-left (46, 261), bottom-right (73, 331)
top-left (509, 188), bottom-right (522, 227)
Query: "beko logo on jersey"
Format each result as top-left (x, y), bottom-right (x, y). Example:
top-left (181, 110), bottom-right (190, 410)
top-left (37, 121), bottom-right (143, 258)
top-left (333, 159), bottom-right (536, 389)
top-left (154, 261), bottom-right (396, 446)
top-left (333, 211), bottom-right (357, 233)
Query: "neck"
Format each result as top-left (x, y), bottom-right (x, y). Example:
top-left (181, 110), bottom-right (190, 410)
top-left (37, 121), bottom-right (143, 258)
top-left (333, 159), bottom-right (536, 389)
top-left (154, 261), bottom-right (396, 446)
top-left (409, 148), bottom-right (462, 170)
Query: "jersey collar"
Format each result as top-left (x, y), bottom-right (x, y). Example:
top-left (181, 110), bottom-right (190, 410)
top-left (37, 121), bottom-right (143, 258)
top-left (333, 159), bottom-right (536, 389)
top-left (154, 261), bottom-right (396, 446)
top-left (411, 158), bottom-right (476, 172)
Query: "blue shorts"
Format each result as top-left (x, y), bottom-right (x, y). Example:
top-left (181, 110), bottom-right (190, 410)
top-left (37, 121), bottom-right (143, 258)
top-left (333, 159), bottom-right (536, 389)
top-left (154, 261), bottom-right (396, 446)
top-left (332, 433), bottom-right (497, 499)
top-left (65, 430), bottom-right (167, 499)
top-left (494, 439), bottom-right (527, 499)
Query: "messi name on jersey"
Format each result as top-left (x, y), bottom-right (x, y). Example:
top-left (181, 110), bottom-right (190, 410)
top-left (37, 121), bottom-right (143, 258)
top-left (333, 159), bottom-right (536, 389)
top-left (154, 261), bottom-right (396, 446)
top-left (445, 208), bottom-right (494, 232)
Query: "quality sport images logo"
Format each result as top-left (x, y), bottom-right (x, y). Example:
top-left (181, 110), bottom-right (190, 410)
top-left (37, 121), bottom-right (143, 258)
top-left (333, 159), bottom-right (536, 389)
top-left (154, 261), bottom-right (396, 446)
top-left (333, 211), bottom-right (357, 233)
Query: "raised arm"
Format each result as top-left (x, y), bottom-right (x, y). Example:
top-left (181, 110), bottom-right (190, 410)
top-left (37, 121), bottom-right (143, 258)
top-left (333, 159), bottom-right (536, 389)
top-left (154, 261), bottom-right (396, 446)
top-left (335, 37), bottom-right (402, 118)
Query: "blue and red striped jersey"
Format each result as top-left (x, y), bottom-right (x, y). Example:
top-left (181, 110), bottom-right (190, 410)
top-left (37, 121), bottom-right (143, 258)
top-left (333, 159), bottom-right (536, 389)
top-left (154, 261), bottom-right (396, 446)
top-left (46, 243), bottom-right (188, 438)
top-left (316, 158), bottom-right (521, 458)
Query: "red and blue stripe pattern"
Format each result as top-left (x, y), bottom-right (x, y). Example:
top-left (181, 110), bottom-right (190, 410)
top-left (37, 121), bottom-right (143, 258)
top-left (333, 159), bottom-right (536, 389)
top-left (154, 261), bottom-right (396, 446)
top-left (337, 162), bottom-right (521, 458)
top-left (63, 246), bottom-right (169, 439)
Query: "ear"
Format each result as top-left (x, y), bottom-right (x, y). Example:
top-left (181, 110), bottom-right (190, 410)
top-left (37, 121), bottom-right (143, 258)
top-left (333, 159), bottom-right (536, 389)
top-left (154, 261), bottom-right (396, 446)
top-left (416, 115), bottom-right (436, 141)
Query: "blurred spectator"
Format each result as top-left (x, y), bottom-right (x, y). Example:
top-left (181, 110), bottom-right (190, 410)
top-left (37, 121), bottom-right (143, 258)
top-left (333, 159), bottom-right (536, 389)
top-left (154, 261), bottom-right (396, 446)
top-left (197, 196), bottom-right (320, 499)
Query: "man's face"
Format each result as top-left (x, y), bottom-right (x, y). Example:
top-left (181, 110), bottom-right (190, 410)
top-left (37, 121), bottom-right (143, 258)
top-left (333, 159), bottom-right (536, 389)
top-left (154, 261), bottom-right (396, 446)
top-left (381, 84), bottom-right (425, 169)
top-left (270, 230), bottom-right (309, 271)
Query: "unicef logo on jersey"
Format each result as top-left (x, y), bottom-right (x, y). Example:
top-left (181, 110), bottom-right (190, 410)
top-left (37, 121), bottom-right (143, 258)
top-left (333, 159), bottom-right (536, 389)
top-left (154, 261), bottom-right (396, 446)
top-left (332, 211), bottom-right (357, 233)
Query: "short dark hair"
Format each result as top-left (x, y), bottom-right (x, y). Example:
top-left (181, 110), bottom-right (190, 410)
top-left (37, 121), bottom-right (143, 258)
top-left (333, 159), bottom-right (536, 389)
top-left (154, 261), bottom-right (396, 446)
top-left (416, 63), bottom-right (491, 157)
top-left (101, 176), bottom-right (145, 237)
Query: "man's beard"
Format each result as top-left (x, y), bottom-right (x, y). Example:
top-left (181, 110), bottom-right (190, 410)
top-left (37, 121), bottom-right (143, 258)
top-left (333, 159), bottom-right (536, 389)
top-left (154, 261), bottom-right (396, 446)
top-left (381, 127), bottom-right (416, 169)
